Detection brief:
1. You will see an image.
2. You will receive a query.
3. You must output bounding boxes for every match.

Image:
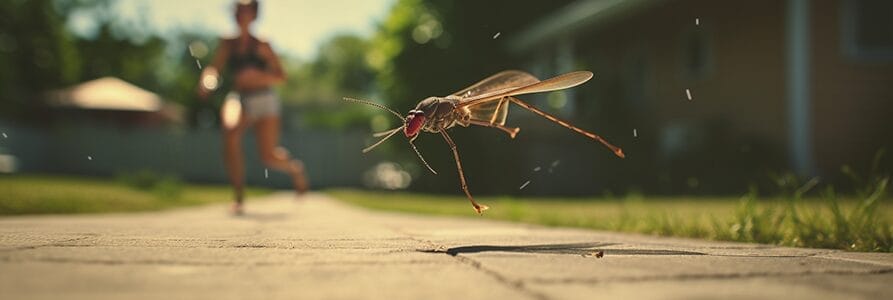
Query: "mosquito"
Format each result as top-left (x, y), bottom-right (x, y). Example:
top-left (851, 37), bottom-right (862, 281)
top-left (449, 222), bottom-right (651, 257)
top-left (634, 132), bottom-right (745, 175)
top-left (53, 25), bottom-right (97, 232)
top-left (344, 70), bottom-right (624, 214)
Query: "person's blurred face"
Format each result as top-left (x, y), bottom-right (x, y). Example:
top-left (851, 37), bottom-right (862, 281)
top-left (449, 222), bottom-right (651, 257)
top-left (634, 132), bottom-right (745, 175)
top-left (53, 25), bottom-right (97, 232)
top-left (235, 5), bottom-right (256, 31)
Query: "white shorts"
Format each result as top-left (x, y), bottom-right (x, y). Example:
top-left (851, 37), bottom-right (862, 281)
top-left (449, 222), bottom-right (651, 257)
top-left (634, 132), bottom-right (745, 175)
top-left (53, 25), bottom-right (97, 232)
top-left (238, 89), bottom-right (280, 120)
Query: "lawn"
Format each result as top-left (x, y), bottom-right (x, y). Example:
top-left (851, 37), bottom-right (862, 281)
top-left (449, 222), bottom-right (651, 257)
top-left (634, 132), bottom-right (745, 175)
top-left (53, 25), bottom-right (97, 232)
top-left (329, 184), bottom-right (893, 252)
top-left (0, 174), bottom-right (270, 215)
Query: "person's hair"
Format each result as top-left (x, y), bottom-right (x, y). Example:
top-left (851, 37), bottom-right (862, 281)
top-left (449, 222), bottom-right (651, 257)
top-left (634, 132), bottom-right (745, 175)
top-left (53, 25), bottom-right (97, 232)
top-left (235, 0), bottom-right (259, 16)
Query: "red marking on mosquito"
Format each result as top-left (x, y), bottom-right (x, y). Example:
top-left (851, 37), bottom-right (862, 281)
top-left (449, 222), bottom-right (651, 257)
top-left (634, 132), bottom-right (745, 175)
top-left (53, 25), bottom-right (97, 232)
top-left (404, 113), bottom-right (425, 137)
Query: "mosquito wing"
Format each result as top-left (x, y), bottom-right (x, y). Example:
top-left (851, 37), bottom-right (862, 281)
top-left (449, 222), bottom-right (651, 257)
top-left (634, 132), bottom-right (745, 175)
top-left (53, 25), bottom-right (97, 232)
top-left (465, 97), bottom-right (510, 125)
top-left (457, 71), bottom-right (593, 109)
top-left (452, 71), bottom-right (539, 126)
top-left (452, 70), bottom-right (540, 100)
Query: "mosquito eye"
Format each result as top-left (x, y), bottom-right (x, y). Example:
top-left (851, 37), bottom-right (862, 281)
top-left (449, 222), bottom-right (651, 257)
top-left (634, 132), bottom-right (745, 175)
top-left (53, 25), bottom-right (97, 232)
top-left (404, 114), bottom-right (426, 137)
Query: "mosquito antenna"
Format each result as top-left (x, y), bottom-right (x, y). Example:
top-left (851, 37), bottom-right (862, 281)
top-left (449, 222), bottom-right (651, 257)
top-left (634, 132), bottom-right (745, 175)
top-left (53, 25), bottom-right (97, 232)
top-left (343, 97), bottom-right (405, 122)
top-left (362, 125), bottom-right (404, 153)
top-left (410, 141), bottom-right (437, 174)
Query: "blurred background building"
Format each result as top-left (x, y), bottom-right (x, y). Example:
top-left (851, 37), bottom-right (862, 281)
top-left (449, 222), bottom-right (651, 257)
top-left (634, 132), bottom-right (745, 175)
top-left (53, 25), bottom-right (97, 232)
top-left (1, 0), bottom-right (890, 195)
top-left (45, 76), bottom-right (183, 126)
top-left (507, 0), bottom-right (893, 193)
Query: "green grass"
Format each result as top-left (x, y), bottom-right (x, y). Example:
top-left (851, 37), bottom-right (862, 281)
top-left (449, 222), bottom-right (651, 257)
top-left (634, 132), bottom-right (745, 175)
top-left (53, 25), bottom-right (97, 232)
top-left (0, 174), bottom-right (270, 215)
top-left (329, 181), bottom-right (893, 252)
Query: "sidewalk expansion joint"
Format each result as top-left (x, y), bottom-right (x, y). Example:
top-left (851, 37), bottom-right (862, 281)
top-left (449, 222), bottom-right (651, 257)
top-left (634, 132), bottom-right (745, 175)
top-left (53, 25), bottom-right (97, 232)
top-left (527, 268), bottom-right (893, 285)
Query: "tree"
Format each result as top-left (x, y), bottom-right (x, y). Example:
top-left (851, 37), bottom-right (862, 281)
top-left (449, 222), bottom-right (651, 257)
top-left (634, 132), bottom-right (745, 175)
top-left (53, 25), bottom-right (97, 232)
top-left (75, 23), bottom-right (167, 93)
top-left (280, 33), bottom-right (375, 104)
top-left (0, 0), bottom-right (82, 118)
top-left (369, 0), bottom-right (575, 111)
top-left (275, 33), bottom-right (378, 130)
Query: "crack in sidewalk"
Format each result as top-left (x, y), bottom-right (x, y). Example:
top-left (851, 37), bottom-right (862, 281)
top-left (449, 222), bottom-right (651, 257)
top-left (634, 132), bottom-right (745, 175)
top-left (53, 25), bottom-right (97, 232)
top-left (527, 268), bottom-right (893, 285)
top-left (0, 237), bottom-right (92, 252)
top-left (392, 229), bottom-right (552, 300)
top-left (449, 252), bottom-right (551, 300)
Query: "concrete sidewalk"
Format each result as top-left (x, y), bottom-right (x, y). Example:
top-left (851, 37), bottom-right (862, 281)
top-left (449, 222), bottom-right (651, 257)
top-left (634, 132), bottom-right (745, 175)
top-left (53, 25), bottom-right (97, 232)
top-left (1, 192), bottom-right (891, 300)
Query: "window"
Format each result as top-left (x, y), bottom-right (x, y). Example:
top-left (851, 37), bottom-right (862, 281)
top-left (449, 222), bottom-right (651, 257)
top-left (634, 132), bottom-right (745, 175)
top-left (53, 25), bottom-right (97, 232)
top-left (842, 0), bottom-right (893, 61)
top-left (622, 43), bottom-right (649, 107)
top-left (679, 26), bottom-right (713, 80)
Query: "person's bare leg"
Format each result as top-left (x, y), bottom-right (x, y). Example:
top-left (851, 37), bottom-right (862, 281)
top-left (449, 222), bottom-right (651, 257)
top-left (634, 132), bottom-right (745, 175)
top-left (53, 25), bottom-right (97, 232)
top-left (223, 114), bottom-right (249, 214)
top-left (254, 116), bottom-right (309, 195)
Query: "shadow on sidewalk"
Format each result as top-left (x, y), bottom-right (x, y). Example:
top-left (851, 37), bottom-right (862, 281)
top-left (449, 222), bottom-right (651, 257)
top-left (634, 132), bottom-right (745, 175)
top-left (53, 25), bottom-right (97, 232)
top-left (419, 242), bottom-right (706, 256)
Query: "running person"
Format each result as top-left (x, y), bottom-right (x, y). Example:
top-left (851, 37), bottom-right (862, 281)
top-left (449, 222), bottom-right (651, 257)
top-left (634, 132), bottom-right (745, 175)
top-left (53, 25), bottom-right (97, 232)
top-left (197, 0), bottom-right (308, 215)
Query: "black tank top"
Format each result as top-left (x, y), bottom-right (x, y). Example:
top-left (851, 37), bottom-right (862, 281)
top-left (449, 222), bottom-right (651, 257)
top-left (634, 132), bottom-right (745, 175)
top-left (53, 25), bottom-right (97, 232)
top-left (226, 37), bottom-right (267, 72)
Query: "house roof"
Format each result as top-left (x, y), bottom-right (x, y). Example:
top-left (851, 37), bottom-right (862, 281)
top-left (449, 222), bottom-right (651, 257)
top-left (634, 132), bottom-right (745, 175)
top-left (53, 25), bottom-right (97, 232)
top-left (47, 77), bottom-right (163, 112)
top-left (507, 0), bottom-right (666, 54)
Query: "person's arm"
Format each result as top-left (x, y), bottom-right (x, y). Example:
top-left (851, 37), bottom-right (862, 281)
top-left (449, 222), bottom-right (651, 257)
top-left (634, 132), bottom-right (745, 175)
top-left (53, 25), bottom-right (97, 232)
top-left (197, 38), bottom-right (231, 100)
top-left (233, 41), bottom-right (287, 90)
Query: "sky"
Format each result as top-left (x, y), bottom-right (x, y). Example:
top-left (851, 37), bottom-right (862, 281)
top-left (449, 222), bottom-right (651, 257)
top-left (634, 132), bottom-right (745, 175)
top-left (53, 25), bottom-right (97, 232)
top-left (69, 0), bottom-right (395, 59)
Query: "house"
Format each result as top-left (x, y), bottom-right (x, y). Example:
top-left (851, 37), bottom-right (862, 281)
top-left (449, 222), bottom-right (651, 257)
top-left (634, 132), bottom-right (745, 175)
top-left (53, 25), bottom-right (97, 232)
top-left (507, 0), bottom-right (893, 189)
top-left (45, 77), bottom-right (183, 127)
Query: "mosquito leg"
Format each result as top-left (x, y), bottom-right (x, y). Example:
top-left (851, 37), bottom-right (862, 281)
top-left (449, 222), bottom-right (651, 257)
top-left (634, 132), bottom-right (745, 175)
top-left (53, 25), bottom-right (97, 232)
top-left (362, 125), bottom-right (404, 153)
top-left (440, 130), bottom-right (489, 214)
top-left (409, 141), bottom-right (437, 174)
top-left (467, 119), bottom-right (520, 139)
top-left (372, 126), bottom-right (402, 137)
top-left (488, 98), bottom-right (507, 124)
top-left (507, 97), bottom-right (625, 158)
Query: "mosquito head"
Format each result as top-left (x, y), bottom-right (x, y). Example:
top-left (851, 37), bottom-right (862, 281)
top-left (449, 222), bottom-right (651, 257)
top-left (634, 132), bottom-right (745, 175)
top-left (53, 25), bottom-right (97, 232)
top-left (404, 110), bottom-right (426, 138)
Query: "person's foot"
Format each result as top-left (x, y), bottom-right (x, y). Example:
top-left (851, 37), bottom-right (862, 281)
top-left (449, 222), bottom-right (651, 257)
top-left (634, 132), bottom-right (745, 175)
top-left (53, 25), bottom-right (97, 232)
top-left (231, 202), bottom-right (244, 216)
top-left (290, 160), bottom-right (310, 196)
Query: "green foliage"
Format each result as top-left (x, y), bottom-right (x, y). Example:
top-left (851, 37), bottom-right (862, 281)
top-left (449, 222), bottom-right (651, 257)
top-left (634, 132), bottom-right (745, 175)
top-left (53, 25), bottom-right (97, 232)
top-left (291, 34), bottom-right (376, 100)
top-left (278, 34), bottom-right (378, 130)
top-left (0, 0), bottom-right (83, 117)
top-left (75, 23), bottom-right (168, 90)
top-left (0, 0), bottom-right (202, 122)
top-left (116, 170), bottom-right (184, 200)
top-left (0, 0), bottom-right (220, 126)
top-left (369, 0), bottom-right (576, 110)
top-left (712, 156), bottom-right (893, 252)
top-left (710, 178), bottom-right (891, 252)
top-left (333, 187), bottom-right (893, 252)
top-left (333, 146), bottom-right (893, 252)
top-left (0, 175), bottom-right (270, 215)
top-left (331, 160), bottom-right (893, 253)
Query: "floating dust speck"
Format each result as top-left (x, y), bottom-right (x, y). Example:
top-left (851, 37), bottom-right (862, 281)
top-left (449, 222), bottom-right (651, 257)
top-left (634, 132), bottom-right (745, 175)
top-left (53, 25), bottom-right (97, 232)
top-left (633, 129), bottom-right (638, 137)
top-left (264, 168), bottom-right (268, 178)
top-left (685, 88), bottom-right (692, 101)
top-left (533, 166), bottom-right (541, 172)
top-left (87, 156), bottom-right (93, 161)
top-left (695, 18), bottom-right (700, 26)
top-left (1, 132), bottom-right (6, 138)
top-left (492, 32), bottom-right (501, 39)
top-left (519, 180), bottom-right (531, 190)
top-left (548, 160), bottom-right (561, 173)
top-left (195, 59), bottom-right (202, 69)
